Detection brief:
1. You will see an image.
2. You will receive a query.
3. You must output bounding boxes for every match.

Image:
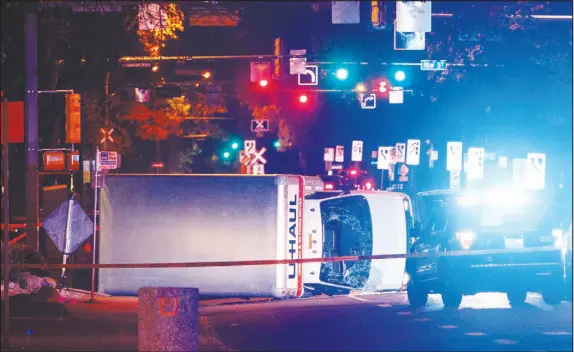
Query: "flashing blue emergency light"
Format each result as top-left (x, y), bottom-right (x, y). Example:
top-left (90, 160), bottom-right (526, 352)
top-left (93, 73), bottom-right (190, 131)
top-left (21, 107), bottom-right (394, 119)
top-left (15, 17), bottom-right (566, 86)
top-left (335, 68), bottom-right (349, 80)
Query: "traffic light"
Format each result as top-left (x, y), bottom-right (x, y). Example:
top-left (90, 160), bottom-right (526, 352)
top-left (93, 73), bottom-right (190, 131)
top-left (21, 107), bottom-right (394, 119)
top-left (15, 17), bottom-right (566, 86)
top-left (335, 68), bottom-right (349, 80)
top-left (259, 79), bottom-right (269, 87)
top-left (394, 70), bottom-right (406, 82)
top-left (273, 140), bottom-right (281, 149)
top-left (231, 142), bottom-right (239, 150)
top-left (222, 151), bottom-right (230, 159)
top-left (378, 79), bottom-right (389, 93)
top-left (298, 94), bottom-right (308, 104)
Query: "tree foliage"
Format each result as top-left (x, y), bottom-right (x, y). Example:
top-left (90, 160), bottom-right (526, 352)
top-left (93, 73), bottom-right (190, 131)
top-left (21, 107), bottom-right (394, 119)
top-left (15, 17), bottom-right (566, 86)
top-left (137, 3), bottom-right (185, 56)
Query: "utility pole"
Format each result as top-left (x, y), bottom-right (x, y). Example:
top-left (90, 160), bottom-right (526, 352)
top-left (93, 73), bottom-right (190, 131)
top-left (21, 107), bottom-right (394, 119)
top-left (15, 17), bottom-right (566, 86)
top-left (24, 5), bottom-right (39, 251)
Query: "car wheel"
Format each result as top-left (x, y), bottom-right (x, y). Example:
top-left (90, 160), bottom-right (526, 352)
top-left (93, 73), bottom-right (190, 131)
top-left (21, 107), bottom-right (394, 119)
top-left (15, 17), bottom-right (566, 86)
top-left (543, 289), bottom-right (563, 305)
top-left (407, 282), bottom-right (428, 307)
top-left (442, 289), bottom-right (463, 308)
top-left (506, 290), bottom-right (528, 306)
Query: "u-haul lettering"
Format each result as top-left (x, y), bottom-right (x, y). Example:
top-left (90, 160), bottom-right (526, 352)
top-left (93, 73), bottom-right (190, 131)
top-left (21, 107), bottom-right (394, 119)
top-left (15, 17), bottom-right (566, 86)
top-left (286, 179), bottom-right (304, 297)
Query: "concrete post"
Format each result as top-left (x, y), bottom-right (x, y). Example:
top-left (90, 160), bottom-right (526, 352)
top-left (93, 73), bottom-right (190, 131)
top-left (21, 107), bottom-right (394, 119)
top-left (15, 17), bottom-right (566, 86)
top-left (138, 287), bottom-right (199, 352)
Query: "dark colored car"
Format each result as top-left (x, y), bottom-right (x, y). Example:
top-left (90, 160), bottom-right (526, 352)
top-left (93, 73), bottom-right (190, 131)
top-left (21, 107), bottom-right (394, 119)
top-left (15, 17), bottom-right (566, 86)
top-left (406, 189), bottom-right (566, 308)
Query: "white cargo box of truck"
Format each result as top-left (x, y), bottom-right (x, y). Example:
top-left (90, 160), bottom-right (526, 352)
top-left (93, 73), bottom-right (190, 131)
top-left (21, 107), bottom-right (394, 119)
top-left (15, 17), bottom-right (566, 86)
top-left (98, 174), bottom-right (305, 298)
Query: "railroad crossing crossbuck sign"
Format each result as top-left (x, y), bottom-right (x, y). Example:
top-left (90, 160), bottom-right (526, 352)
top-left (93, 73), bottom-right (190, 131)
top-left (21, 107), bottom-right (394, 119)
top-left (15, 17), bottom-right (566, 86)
top-left (100, 128), bottom-right (114, 144)
top-left (249, 147), bottom-right (267, 165)
top-left (250, 119), bottom-right (269, 133)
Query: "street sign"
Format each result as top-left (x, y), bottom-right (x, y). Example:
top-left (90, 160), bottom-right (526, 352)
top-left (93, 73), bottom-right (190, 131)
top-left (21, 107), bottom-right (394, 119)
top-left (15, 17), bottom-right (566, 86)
top-left (406, 139), bottom-right (421, 165)
top-left (332, 0), bottom-right (360, 24)
top-left (289, 49), bottom-right (307, 75)
top-left (431, 150), bottom-right (438, 161)
top-left (389, 87), bottom-right (404, 104)
top-left (398, 164), bottom-right (409, 182)
top-left (65, 93), bottom-right (81, 144)
top-left (351, 140), bottom-right (363, 162)
top-left (252, 164), bottom-right (265, 175)
top-left (298, 65), bottom-right (319, 86)
top-left (324, 148), bottom-right (335, 162)
top-left (526, 153), bottom-right (546, 190)
top-left (98, 151), bottom-right (118, 170)
top-left (335, 145), bottom-right (344, 162)
top-left (250, 119), bottom-right (269, 133)
top-left (377, 146), bottom-right (392, 170)
top-left (244, 140), bottom-right (256, 155)
top-left (250, 147), bottom-right (267, 165)
top-left (43, 151), bottom-right (66, 172)
top-left (396, 1), bottom-right (432, 33)
top-left (360, 93), bottom-right (377, 109)
top-left (467, 147), bottom-right (485, 180)
top-left (446, 141), bottom-right (463, 171)
top-left (450, 171), bottom-right (461, 189)
top-left (43, 199), bottom-right (94, 255)
top-left (420, 60), bottom-right (448, 71)
top-left (250, 61), bottom-right (272, 82)
top-left (395, 143), bottom-right (406, 163)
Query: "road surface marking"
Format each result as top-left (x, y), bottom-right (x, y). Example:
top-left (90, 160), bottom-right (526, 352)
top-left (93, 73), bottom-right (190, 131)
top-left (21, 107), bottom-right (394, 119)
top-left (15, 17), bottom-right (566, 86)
top-left (396, 311), bottom-right (412, 316)
top-left (414, 317), bottom-right (432, 322)
top-left (494, 339), bottom-right (517, 345)
top-left (377, 303), bottom-right (392, 308)
top-left (437, 325), bottom-right (458, 329)
top-left (466, 332), bottom-right (486, 336)
top-left (542, 331), bottom-right (572, 336)
top-left (347, 295), bottom-right (373, 302)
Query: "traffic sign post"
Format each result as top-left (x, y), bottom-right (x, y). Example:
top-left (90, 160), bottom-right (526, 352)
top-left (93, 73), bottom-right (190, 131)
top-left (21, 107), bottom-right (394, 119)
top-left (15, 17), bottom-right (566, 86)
top-left (250, 147), bottom-right (267, 166)
top-left (446, 141), bottom-right (463, 172)
top-left (406, 139), bottom-right (421, 165)
top-left (98, 151), bottom-right (119, 170)
top-left (244, 140), bottom-right (256, 155)
top-left (526, 153), bottom-right (546, 190)
top-left (395, 143), bottom-right (406, 163)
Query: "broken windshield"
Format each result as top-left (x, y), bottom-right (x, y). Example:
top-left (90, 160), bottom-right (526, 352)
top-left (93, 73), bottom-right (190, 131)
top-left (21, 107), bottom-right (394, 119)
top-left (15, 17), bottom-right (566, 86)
top-left (319, 195), bottom-right (372, 289)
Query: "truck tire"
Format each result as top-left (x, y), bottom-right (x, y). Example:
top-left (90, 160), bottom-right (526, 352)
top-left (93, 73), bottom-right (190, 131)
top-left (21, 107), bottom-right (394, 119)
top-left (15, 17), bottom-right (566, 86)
top-left (442, 289), bottom-right (463, 308)
top-left (506, 290), bottom-right (527, 306)
top-left (407, 282), bottom-right (428, 307)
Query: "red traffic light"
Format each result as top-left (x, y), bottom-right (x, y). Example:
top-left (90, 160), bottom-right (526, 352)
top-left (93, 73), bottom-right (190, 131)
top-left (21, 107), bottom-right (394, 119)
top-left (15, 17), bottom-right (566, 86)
top-left (259, 79), bottom-right (269, 87)
top-left (299, 94), bottom-right (308, 103)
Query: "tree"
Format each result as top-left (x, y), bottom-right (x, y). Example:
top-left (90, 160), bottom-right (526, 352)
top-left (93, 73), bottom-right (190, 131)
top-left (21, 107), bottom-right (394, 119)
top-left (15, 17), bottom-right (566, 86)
top-left (136, 3), bottom-right (185, 56)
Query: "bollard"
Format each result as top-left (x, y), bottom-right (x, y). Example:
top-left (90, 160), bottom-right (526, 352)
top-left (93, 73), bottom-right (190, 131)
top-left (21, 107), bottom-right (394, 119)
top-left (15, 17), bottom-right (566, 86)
top-left (138, 287), bottom-right (199, 352)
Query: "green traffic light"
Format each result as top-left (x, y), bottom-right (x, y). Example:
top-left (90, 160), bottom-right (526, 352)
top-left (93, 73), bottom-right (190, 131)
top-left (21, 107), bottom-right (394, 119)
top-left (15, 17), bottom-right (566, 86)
top-left (223, 151), bottom-right (230, 159)
top-left (273, 140), bottom-right (281, 148)
top-left (231, 142), bottom-right (239, 150)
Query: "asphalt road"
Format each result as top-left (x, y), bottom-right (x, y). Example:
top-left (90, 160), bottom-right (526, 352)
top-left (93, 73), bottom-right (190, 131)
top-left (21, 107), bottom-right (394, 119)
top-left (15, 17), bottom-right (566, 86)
top-left (3, 292), bottom-right (572, 351)
top-left (205, 292), bottom-right (573, 351)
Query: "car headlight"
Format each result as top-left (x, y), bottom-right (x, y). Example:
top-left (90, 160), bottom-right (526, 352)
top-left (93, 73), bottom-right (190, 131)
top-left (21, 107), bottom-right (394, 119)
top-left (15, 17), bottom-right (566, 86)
top-left (456, 231), bottom-right (475, 250)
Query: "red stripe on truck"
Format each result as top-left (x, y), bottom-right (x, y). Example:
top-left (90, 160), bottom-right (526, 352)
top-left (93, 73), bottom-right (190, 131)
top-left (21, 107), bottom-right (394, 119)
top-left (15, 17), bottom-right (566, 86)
top-left (296, 176), bottom-right (304, 297)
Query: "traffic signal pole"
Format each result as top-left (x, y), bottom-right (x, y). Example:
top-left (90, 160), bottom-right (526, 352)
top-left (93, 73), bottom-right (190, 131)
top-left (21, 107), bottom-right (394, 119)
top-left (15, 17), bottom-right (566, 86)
top-left (24, 6), bottom-right (39, 252)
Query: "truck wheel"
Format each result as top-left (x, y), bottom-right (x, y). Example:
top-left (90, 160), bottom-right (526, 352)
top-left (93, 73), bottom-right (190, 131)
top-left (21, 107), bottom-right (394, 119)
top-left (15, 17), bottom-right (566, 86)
top-left (543, 289), bottom-right (563, 305)
top-left (442, 289), bottom-right (463, 308)
top-left (506, 290), bottom-right (528, 306)
top-left (407, 282), bottom-right (428, 307)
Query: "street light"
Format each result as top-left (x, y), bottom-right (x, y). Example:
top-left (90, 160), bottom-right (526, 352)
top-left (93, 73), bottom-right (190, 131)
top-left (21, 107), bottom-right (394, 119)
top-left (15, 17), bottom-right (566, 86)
top-left (202, 71), bottom-right (212, 79)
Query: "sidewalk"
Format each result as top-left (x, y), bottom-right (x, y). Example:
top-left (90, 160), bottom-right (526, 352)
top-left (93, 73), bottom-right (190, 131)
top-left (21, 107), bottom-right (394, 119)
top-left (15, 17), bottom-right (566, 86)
top-left (3, 296), bottom-right (241, 351)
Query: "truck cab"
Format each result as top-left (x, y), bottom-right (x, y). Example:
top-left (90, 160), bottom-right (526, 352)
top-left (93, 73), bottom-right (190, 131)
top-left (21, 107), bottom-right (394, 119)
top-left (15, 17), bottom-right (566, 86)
top-left (302, 189), bottom-right (413, 295)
